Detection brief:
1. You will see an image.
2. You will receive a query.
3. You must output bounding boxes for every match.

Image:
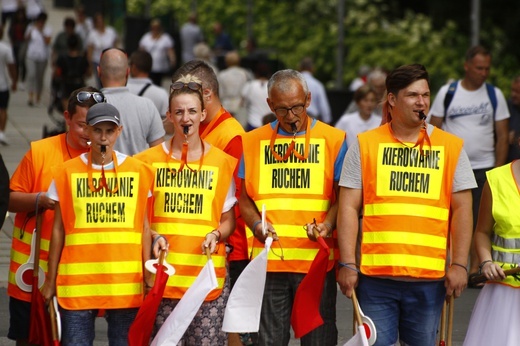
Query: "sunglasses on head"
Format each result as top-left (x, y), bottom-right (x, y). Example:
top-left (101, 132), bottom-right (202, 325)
top-left (77, 91), bottom-right (106, 104)
top-left (170, 82), bottom-right (202, 93)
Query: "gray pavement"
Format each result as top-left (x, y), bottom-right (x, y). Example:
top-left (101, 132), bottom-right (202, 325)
top-left (0, 1), bottom-right (480, 345)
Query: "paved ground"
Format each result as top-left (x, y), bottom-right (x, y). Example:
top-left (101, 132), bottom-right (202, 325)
top-left (0, 1), bottom-right (480, 345)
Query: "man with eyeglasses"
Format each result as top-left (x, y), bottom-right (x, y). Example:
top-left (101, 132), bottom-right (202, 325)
top-left (99, 48), bottom-right (165, 155)
top-left (6, 87), bottom-right (103, 343)
top-left (239, 69), bottom-right (347, 345)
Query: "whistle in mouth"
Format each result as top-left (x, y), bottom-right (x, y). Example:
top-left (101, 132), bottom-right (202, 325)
top-left (290, 123), bottom-right (297, 133)
top-left (418, 111), bottom-right (427, 120)
top-left (183, 126), bottom-right (189, 135)
top-left (101, 145), bottom-right (107, 153)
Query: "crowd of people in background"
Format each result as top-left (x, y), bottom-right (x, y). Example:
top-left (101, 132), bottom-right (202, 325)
top-left (3, 4), bottom-right (520, 346)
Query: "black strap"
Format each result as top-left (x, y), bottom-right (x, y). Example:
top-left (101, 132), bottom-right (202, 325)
top-left (138, 83), bottom-right (152, 96)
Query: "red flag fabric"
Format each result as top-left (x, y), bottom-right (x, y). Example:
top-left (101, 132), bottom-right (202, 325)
top-left (28, 279), bottom-right (53, 346)
top-left (290, 236), bottom-right (330, 338)
top-left (128, 263), bottom-right (170, 346)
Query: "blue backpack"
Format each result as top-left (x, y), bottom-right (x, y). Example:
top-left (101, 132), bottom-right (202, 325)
top-left (443, 80), bottom-right (497, 120)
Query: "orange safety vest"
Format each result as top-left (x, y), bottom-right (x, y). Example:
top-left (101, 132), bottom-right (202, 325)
top-left (134, 144), bottom-right (237, 300)
top-left (8, 134), bottom-right (87, 302)
top-left (200, 107), bottom-right (249, 262)
top-left (487, 164), bottom-right (520, 288)
top-left (52, 154), bottom-right (155, 310)
top-left (242, 120), bottom-right (345, 273)
top-left (358, 124), bottom-right (462, 279)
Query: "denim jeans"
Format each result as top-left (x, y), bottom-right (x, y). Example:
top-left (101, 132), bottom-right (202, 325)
top-left (258, 270), bottom-right (338, 346)
top-left (357, 275), bottom-right (445, 346)
top-left (60, 307), bottom-right (138, 346)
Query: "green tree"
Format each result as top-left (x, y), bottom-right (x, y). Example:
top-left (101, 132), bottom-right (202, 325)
top-left (127, 0), bottom-right (519, 97)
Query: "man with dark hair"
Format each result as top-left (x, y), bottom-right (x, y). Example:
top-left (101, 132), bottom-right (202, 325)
top-left (7, 87), bottom-right (104, 343)
top-left (429, 45), bottom-right (510, 279)
top-left (338, 64), bottom-right (476, 345)
top-left (127, 50), bottom-right (169, 130)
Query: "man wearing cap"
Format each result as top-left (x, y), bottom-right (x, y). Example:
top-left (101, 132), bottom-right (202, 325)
top-left (7, 87), bottom-right (103, 344)
top-left (42, 102), bottom-right (156, 344)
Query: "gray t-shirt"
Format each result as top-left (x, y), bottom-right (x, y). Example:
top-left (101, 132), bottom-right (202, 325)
top-left (339, 124), bottom-right (477, 192)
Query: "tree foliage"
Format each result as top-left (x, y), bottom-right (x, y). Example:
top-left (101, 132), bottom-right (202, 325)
top-left (127, 0), bottom-right (520, 97)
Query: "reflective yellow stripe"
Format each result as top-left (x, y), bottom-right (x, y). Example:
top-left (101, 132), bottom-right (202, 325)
top-left (170, 275), bottom-right (225, 288)
top-left (153, 223), bottom-right (213, 236)
top-left (363, 254), bottom-right (445, 271)
top-left (255, 198), bottom-right (329, 212)
top-left (66, 232), bottom-right (141, 246)
top-left (246, 224), bottom-right (309, 238)
top-left (364, 203), bottom-right (449, 221)
top-left (57, 283), bottom-right (141, 298)
top-left (12, 227), bottom-right (50, 249)
top-left (11, 251), bottom-right (49, 270)
top-left (169, 253), bottom-right (226, 267)
top-left (363, 232), bottom-right (446, 249)
top-left (58, 261), bottom-right (142, 275)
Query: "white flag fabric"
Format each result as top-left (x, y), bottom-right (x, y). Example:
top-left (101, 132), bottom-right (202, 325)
top-left (221, 237), bottom-right (273, 332)
top-left (151, 259), bottom-right (218, 346)
top-left (343, 325), bottom-right (369, 346)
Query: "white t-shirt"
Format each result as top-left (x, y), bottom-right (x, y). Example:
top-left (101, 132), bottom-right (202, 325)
top-left (429, 81), bottom-right (510, 169)
top-left (25, 24), bottom-right (52, 61)
top-left (139, 32), bottom-right (174, 73)
top-left (87, 27), bottom-right (118, 64)
top-left (241, 79), bottom-right (271, 128)
top-left (335, 111), bottom-right (382, 148)
top-left (0, 42), bottom-right (14, 91)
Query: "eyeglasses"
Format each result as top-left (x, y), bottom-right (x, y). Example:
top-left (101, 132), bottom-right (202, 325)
top-left (77, 91), bottom-right (106, 104)
top-left (170, 82), bottom-right (202, 93)
top-left (273, 97), bottom-right (307, 117)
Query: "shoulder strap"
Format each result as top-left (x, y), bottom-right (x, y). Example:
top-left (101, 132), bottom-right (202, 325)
top-left (443, 80), bottom-right (458, 121)
top-left (485, 82), bottom-right (497, 120)
top-left (138, 83), bottom-right (152, 96)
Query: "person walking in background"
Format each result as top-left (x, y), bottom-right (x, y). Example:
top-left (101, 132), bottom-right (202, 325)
top-left (344, 68), bottom-right (387, 116)
top-left (127, 50), bottom-right (170, 133)
top-left (135, 75), bottom-right (237, 345)
top-left (54, 35), bottom-right (90, 112)
top-left (335, 84), bottom-right (380, 148)
top-left (1, 0), bottom-right (18, 26)
top-left (6, 87), bottom-right (103, 344)
top-left (507, 75), bottom-right (520, 162)
top-left (462, 145), bottom-right (520, 346)
top-left (212, 22), bottom-right (233, 71)
top-left (240, 69), bottom-right (347, 345)
top-left (429, 45), bottom-right (510, 281)
top-left (24, 0), bottom-right (44, 21)
top-left (139, 18), bottom-right (176, 86)
top-left (8, 7), bottom-right (28, 90)
top-left (50, 17), bottom-right (83, 114)
top-left (218, 51), bottom-right (251, 128)
top-left (99, 48), bottom-right (164, 155)
top-left (24, 11), bottom-right (51, 107)
top-left (180, 12), bottom-right (203, 64)
top-left (0, 25), bottom-right (17, 146)
top-left (86, 13), bottom-right (118, 88)
top-left (299, 57), bottom-right (331, 124)
top-left (74, 5), bottom-right (92, 53)
top-left (337, 64), bottom-right (476, 346)
top-left (41, 102), bottom-right (156, 345)
top-left (241, 61), bottom-right (271, 131)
